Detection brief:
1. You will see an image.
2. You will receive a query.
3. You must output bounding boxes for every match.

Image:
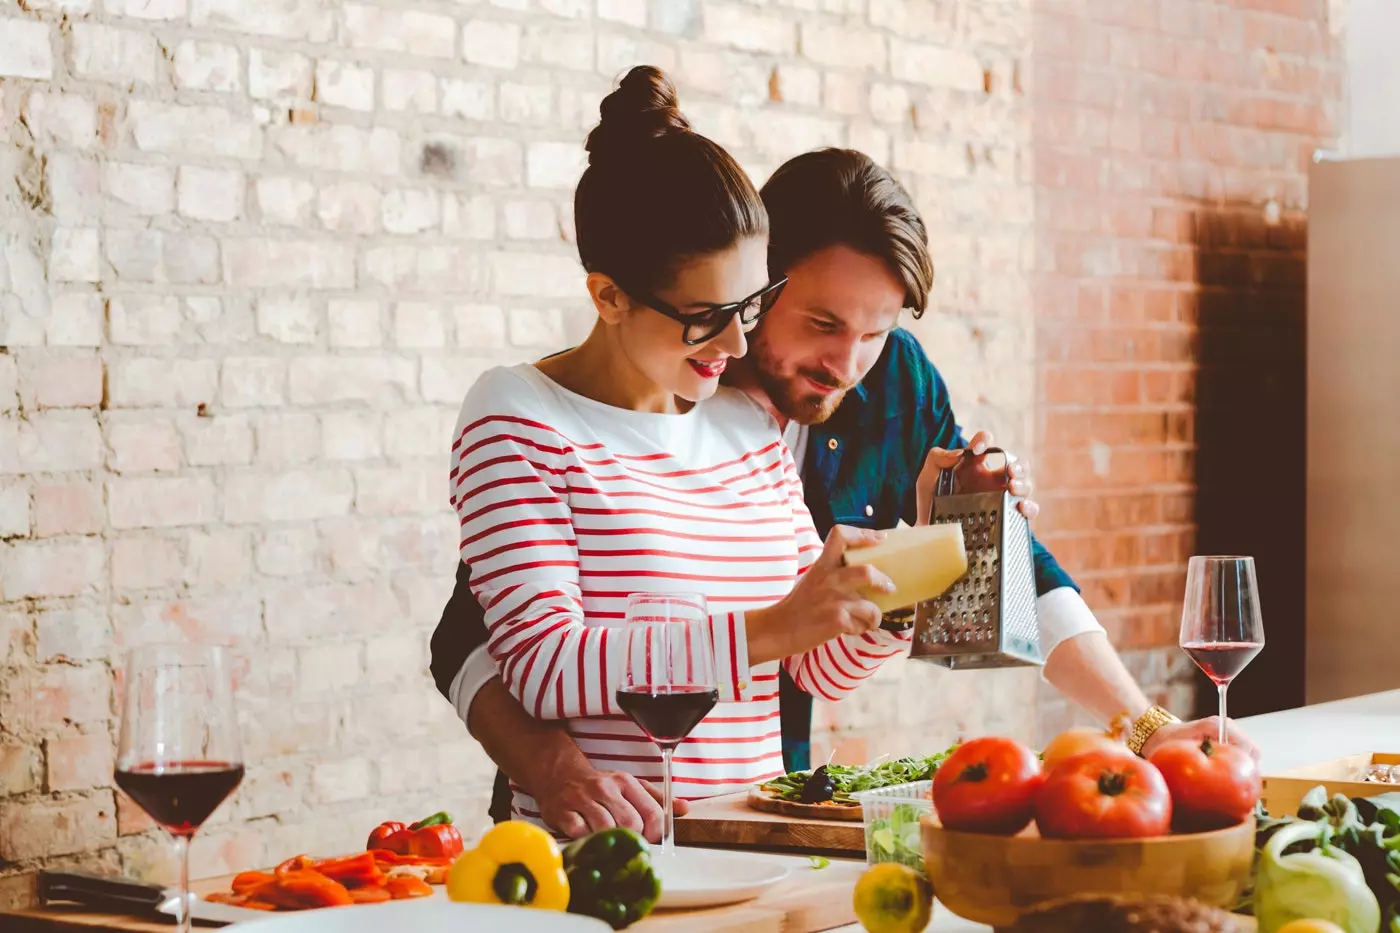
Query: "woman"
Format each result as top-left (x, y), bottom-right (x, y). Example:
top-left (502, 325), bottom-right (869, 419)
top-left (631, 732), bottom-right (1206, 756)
top-left (450, 66), bottom-right (910, 824)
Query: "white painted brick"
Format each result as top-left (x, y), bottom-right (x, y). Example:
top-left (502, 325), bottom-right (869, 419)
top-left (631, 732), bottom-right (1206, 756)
top-left (186, 296), bottom-right (253, 345)
top-left (69, 23), bottom-right (156, 84)
top-left (541, 0), bottom-right (589, 16)
top-left (421, 355), bottom-right (492, 404)
top-left (178, 167), bottom-right (244, 222)
top-left (174, 40), bottom-right (241, 91)
top-left (521, 24), bottom-right (595, 72)
top-left (192, 0), bottom-right (333, 41)
top-left (32, 480), bottom-right (103, 536)
top-left (19, 356), bottom-right (102, 410)
top-left (364, 244), bottom-right (487, 292)
top-left (500, 83), bottom-right (552, 125)
top-left (256, 296), bottom-right (317, 344)
top-left (311, 757), bottom-right (371, 803)
top-left (0, 358), bottom-right (16, 414)
top-left (164, 234), bottom-right (221, 285)
top-left (382, 188), bottom-right (439, 235)
top-left (441, 78), bottom-right (495, 121)
top-left (250, 48), bottom-right (312, 101)
top-left (449, 137), bottom-right (520, 188)
top-left (598, 0), bottom-right (646, 26)
top-left (3, 413), bottom-right (104, 473)
top-left (504, 200), bottom-right (557, 240)
top-left (180, 413), bottom-right (253, 466)
top-left (288, 357), bottom-right (416, 406)
top-left (223, 469), bottom-right (354, 523)
top-left (870, 83), bottom-right (912, 123)
top-left (0, 482), bottom-right (30, 538)
top-left (20, 0), bottom-right (92, 13)
top-left (0, 539), bottom-right (104, 601)
top-left (51, 228), bottom-right (101, 284)
top-left (256, 176), bottom-right (316, 227)
top-left (393, 302), bottom-right (445, 348)
top-left (271, 124), bottom-right (400, 175)
top-left (108, 477), bottom-right (217, 529)
top-left (890, 39), bottom-right (983, 91)
top-left (701, 2), bottom-right (794, 53)
top-left (46, 155), bottom-right (102, 223)
top-left (0, 18), bottom-right (54, 79)
top-left (223, 238), bottom-right (355, 289)
top-left (488, 251), bottom-right (581, 299)
top-left (108, 359), bottom-right (217, 408)
top-left (103, 162), bottom-right (175, 217)
top-left (220, 358), bottom-right (285, 408)
top-left (442, 194), bottom-right (497, 239)
top-left (318, 181), bottom-right (381, 235)
top-left (384, 406), bottom-right (453, 459)
top-left (597, 32), bottom-right (677, 75)
top-left (801, 22), bottom-right (885, 70)
top-left (111, 536), bottom-right (184, 590)
top-left (383, 69), bottom-right (437, 114)
top-left (255, 526), bottom-right (320, 578)
top-left (107, 417), bottom-right (182, 472)
top-left (315, 60), bottom-right (374, 112)
top-left (462, 19), bottom-right (522, 69)
top-left (767, 63), bottom-right (820, 107)
top-left (22, 93), bottom-right (98, 150)
top-left (103, 228), bottom-right (162, 282)
top-left (186, 529), bottom-right (251, 587)
top-left (47, 294), bottom-right (105, 348)
top-left (508, 307), bottom-right (565, 347)
top-left (255, 413), bottom-right (320, 466)
top-left (128, 101), bottom-right (262, 159)
top-left (354, 466), bottom-right (439, 516)
top-left (108, 295), bottom-right (182, 346)
top-left (847, 122), bottom-right (891, 167)
top-left (104, 0), bottom-right (186, 21)
top-left (322, 411), bottom-right (382, 462)
top-left (327, 300), bottom-right (382, 349)
top-left (526, 141), bottom-right (585, 190)
top-left (298, 642), bottom-right (362, 694)
top-left (343, 4), bottom-right (455, 58)
top-left (823, 72), bottom-right (866, 115)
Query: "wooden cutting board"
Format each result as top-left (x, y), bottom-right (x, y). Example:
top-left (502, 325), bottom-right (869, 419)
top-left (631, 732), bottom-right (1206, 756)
top-left (676, 792), bottom-right (867, 854)
top-left (0, 858), bottom-right (861, 933)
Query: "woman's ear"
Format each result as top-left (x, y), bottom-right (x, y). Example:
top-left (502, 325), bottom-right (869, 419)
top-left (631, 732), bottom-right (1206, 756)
top-left (586, 272), bottom-right (630, 326)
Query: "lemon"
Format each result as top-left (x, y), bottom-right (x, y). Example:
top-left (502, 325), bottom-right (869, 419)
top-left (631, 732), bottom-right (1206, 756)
top-left (853, 862), bottom-right (933, 933)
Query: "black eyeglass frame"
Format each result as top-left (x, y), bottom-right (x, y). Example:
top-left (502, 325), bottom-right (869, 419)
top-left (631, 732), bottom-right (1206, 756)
top-left (621, 277), bottom-right (789, 346)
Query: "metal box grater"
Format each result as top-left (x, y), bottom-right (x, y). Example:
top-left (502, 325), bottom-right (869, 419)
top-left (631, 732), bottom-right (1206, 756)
top-left (908, 447), bottom-right (1043, 670)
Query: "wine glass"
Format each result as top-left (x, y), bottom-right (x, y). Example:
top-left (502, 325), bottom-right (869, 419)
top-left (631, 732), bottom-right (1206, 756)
top-left (115, 645), bottom-right (244, 933)
top-left (1179, 556), bottom-right (1265, 745)
top-left (615, 593), bottom-right (718, 858)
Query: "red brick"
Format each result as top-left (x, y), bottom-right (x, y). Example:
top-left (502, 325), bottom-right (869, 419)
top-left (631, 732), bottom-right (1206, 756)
top-left (0, 791), bottom-right (116, 860)
top-left (46, 730), bottom-right (114, 791)
top-left (0, 664), bottom-right (111, 734)
top-left (33, 481), bottom-right (104, 537)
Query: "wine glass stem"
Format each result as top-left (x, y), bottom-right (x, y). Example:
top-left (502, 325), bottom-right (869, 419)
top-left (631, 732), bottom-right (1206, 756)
top-left (661, 746), bottom-right (675, 858)
top-left (173, 832), bottom-right (192, 933)
top-left (1217, 682), bottom-right (1229, 744)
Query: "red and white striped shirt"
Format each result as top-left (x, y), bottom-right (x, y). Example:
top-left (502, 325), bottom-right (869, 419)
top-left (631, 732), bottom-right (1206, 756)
top-left (449, 364), bottom-right (910, 822)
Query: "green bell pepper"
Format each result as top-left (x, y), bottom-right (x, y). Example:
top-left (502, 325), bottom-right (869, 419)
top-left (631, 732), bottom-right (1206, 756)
top-left (562, 828), bottom-right (661, 930)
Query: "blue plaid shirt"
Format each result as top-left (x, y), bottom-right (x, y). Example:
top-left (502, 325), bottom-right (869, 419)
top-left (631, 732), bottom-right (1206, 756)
top-left (429, 326), bottom-right (1077, 817)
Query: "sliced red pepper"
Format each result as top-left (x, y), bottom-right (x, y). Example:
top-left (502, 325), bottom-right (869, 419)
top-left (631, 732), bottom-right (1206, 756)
top-left (273, 855), bottom-right (318, 877)
top-left (405, 822), bottom-right (463, 860)
top-left (385, 875), bottom-right (433, 900)
top-left (255, 870), bottom-right (353, 909)
top-left (370, 848), bottom-right (452, 867)
top-left (312, 852), bottom-right (384, 889)
top-left (230, 871), bottom-right (275, 895)
top-left (349, 885), bottom-right (392, 904)
top-left (366, 821), bottom-right (406, 852)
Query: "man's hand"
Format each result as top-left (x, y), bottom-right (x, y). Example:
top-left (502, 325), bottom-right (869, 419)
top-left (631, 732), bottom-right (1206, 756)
top-left (1141, 717), bottom-right (1261, 762)
top-left (537, 765), bottom-right (690, 843)
top-left (915, 430), bottom-right (1038, 524)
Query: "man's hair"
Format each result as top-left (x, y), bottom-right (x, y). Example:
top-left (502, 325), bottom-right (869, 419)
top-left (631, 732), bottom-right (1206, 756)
top-left (760, 148), bottom-right (934, 317)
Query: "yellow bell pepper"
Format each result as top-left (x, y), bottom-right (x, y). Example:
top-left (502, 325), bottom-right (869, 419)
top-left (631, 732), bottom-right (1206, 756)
top-left (446, 821), bottom-right (570, 911)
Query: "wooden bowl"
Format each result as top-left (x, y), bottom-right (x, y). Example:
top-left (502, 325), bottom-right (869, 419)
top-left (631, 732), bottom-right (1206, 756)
top-left (920, 813), bottom-right (1256, 928)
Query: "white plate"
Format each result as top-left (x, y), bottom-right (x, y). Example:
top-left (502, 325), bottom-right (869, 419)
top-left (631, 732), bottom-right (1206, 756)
top-left (233, 899), bottom-right (612, 931)
top-left (652, 849), bottom-right (792, 909)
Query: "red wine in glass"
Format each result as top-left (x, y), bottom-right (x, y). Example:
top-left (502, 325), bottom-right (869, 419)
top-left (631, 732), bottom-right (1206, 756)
top-left (1181, 641), bottom-right (1263, 686)
top-left (616, 685), bottom-right (718, 750)
top-left (114, 761), bottom-right (246, 837)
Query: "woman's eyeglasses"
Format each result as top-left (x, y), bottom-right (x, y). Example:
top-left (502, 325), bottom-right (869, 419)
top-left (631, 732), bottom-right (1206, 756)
top-left (624, 278), bottom-right (788, 346)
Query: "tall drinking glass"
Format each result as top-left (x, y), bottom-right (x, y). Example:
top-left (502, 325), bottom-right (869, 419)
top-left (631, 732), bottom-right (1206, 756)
top-left (1179, 556), bottom-right (1265, 744)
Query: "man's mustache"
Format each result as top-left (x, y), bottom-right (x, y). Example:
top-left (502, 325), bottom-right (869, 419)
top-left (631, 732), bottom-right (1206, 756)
top-left (797, 370), bottom-right (854, 392)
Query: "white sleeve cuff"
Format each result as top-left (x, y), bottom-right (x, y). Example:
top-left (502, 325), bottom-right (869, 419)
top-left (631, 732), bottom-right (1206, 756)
top-left (1037, 586), bottom-right (1106, 663)
top-left (447, 643), bottom-right (499, 726)
top-left (711, 611), bottom-right (754, 703)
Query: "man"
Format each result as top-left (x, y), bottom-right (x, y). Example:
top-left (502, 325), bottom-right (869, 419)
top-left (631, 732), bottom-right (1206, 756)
top-left (430, 148), bottom-right (1253, 841)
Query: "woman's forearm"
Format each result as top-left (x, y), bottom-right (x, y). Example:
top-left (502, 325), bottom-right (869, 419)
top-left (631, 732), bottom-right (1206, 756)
top-left (1042, 630), bottom-right (1153, 724)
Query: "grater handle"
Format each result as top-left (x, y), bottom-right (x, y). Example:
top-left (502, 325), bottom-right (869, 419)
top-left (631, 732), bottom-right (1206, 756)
top-left (934, 446), bottom-right (1011, 499)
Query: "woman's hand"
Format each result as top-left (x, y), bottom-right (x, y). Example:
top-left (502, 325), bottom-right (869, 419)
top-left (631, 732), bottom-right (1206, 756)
top-left (747, 526), bottom-right (894, 663)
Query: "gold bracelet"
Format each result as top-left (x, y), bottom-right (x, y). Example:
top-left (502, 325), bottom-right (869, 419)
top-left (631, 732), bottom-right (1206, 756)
top-left (1124, 705), bottom-right (1181, 757)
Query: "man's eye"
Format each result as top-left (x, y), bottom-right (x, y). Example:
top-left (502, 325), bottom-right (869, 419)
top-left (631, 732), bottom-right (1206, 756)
top-left (810, 320), bottom-right (837, 333)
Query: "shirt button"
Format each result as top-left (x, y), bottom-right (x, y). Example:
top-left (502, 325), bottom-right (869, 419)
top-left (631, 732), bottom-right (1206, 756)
top-left (827, 438), bottom-right (839, 450)
top-left (865, 505), bottom-right (874, 517)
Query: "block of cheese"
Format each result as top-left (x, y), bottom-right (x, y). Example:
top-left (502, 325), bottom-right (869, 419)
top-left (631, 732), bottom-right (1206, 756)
top-left (842, 522), bottom-right (969, 613)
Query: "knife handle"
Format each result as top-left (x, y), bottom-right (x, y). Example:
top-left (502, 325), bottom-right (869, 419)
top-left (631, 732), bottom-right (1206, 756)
top-left (38, 869), bottom-right (168, 912)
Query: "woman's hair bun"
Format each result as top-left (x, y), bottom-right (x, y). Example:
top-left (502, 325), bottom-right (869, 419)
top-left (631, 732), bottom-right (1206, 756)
top-left (585, 65), bottom-right (691, 163)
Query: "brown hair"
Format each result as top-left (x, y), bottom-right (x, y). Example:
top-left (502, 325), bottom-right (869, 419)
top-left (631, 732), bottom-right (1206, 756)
top-left (760, 148), bottom-right (934, 317)
top-left (574, 66), bottom-right (767, 296)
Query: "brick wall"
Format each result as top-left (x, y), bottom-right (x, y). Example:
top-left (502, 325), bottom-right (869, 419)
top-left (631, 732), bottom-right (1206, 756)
top-left (0, 0), bottom-right (1339, 900)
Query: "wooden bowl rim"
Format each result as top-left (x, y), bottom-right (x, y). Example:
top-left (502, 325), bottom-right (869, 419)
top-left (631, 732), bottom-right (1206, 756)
top-left (919, 811), bottom-right (1257, 847)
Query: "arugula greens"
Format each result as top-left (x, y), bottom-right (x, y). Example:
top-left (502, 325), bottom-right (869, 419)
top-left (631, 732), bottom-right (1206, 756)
top-left (867, 803), bottom-right (928, 873)
top-left (759, 747), bottom-right (959, 805)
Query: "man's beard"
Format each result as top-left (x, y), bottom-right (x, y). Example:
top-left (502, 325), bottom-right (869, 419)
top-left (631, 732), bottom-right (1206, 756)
top-left (750, 336), bottom-right (853, 426)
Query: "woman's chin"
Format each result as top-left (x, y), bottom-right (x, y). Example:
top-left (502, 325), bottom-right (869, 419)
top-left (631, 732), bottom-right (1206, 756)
top-left (674, 377), bottom-right (721, 404)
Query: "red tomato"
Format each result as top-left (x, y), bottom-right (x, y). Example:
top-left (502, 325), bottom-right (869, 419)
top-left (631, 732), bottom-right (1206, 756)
top-left (932, 737), bottom-right (1042, 835)
top-left (1041, 728), bottom-right (1134, 774)
top-left (1148, 737), bottom-right (1261, 830)
top-left (1034, 750), bottom-right (1172, 839)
